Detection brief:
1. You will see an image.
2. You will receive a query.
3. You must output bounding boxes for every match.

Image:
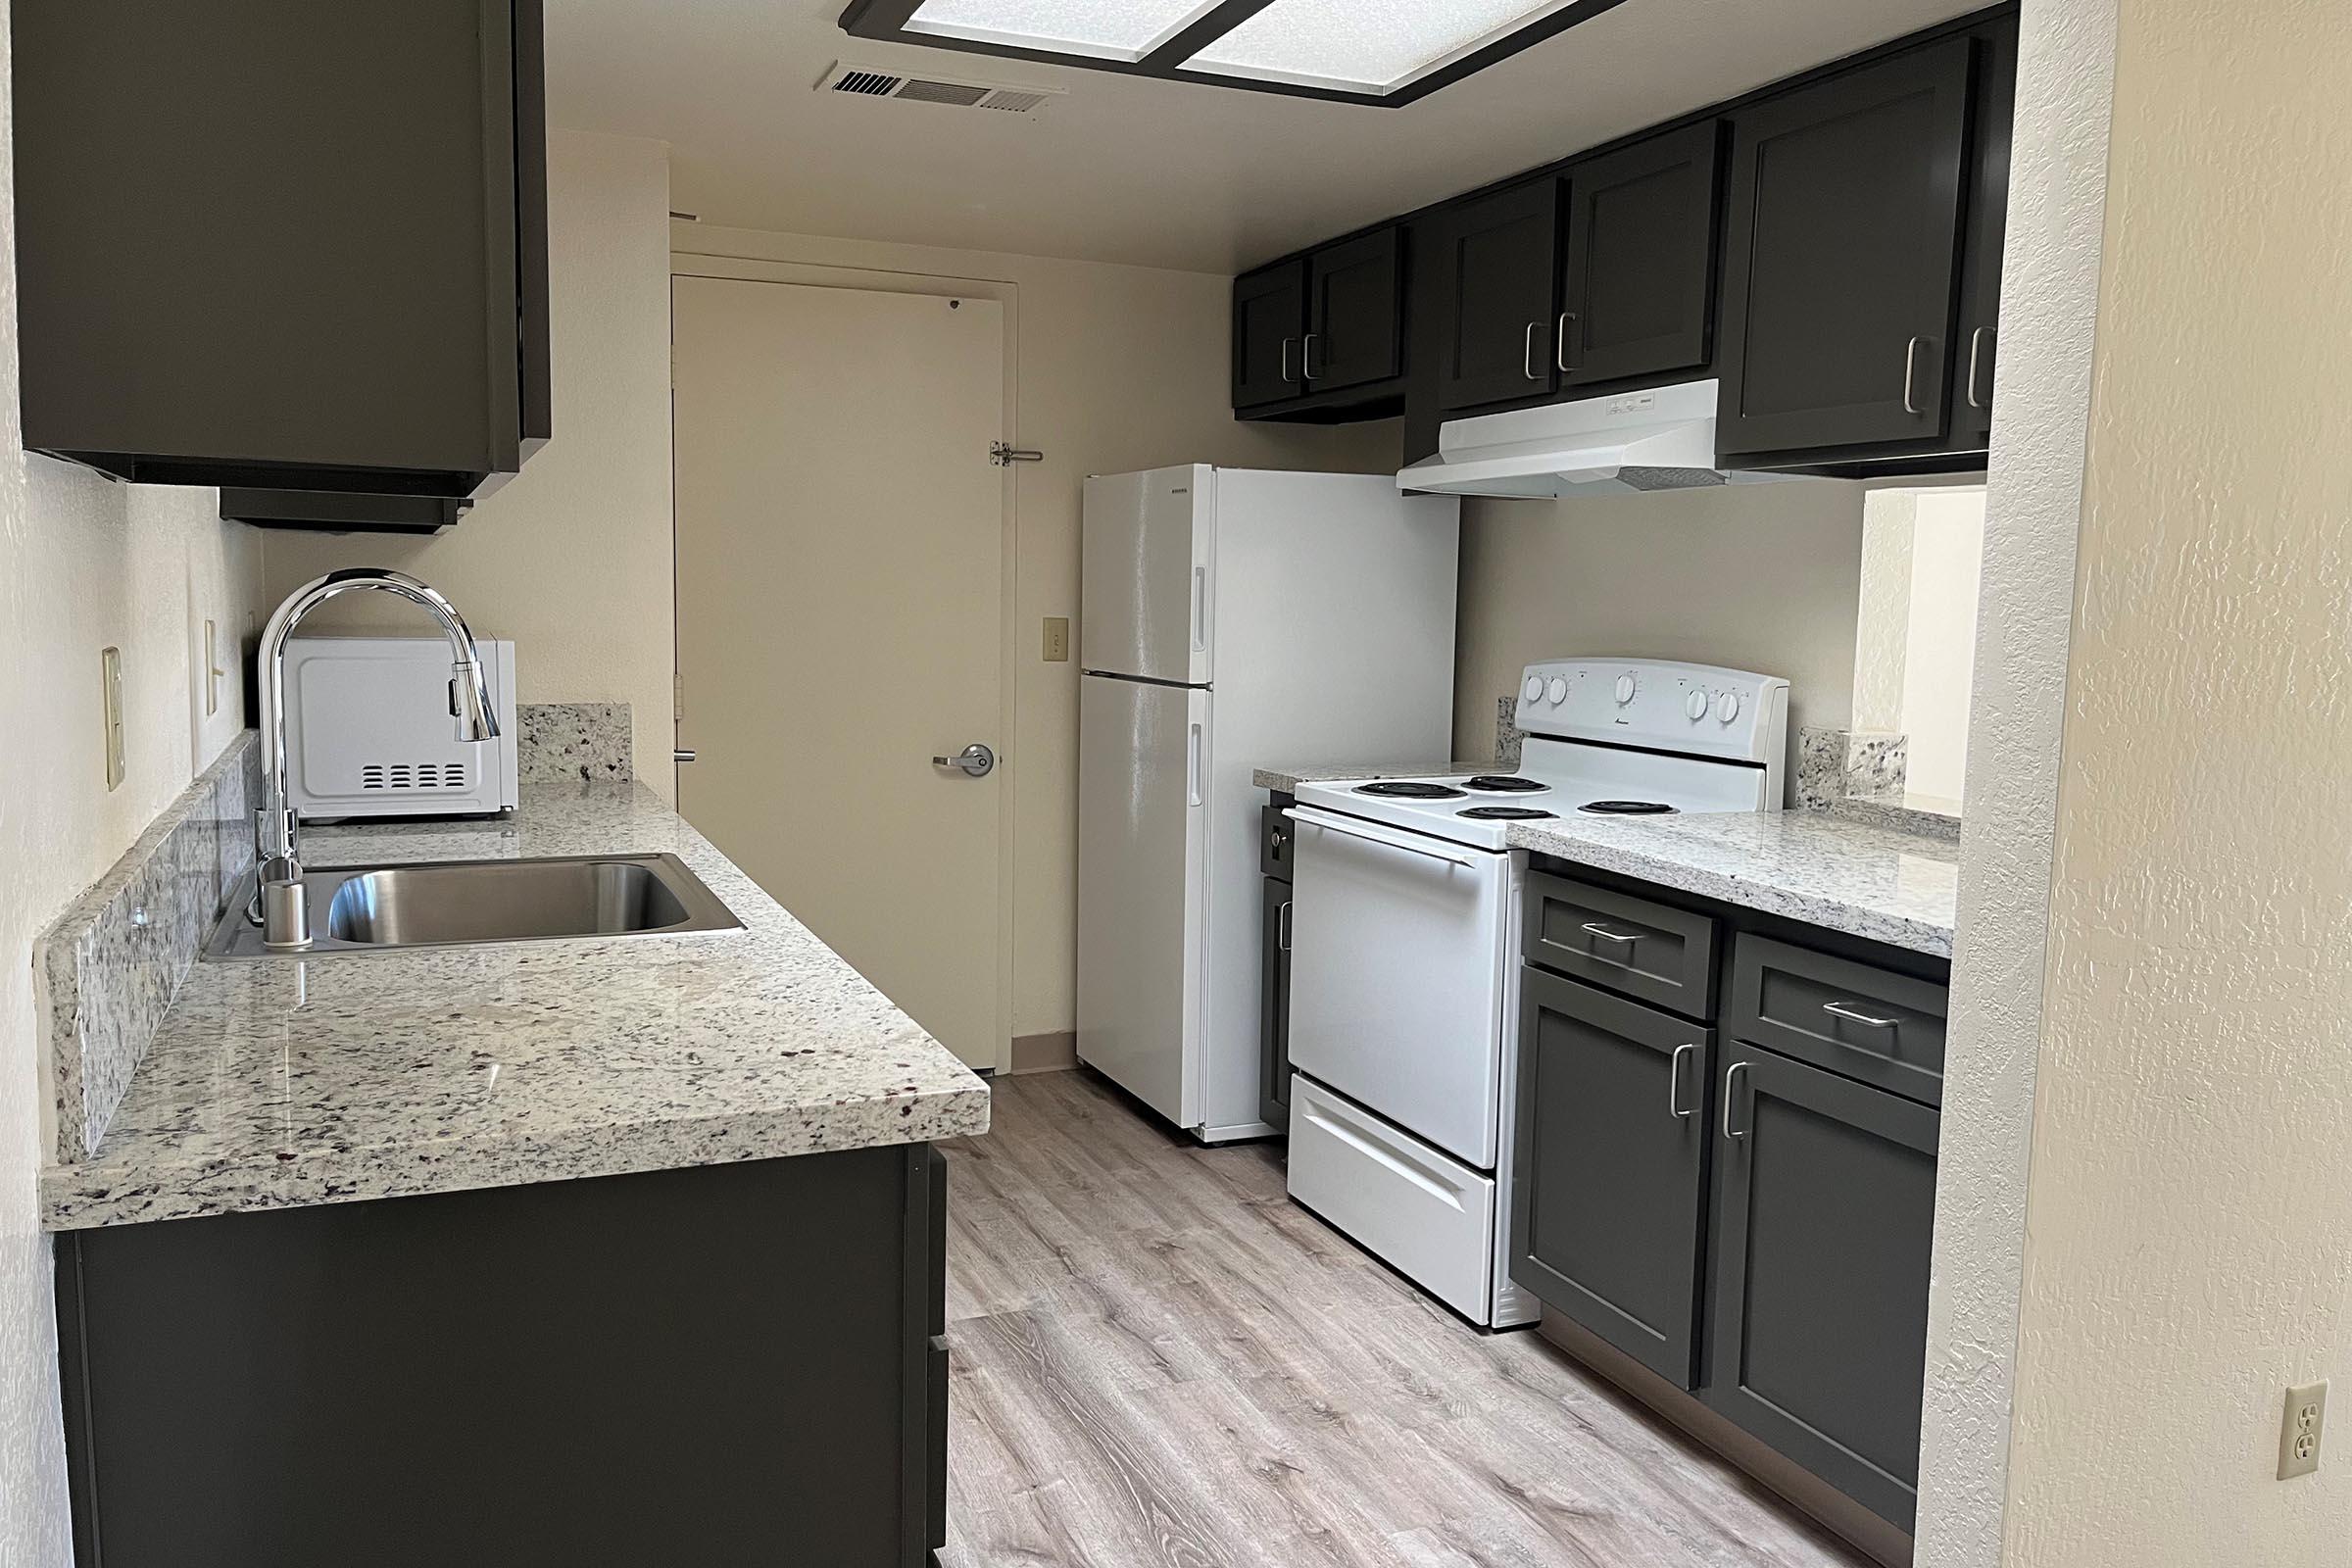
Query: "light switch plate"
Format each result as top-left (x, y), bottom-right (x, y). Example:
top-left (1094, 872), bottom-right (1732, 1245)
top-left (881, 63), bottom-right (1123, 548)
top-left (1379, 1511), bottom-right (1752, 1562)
top-left (1043, 617), bottom-right (1070, 663)
top-left (100, 646), bottom-right (125, 790)
top-left (2280, 1380), bottom-right (2328, 1479)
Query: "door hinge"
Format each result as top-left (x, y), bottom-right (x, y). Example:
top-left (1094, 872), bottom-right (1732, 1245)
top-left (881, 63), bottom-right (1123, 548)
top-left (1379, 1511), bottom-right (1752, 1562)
top-left (990, 442), bottom-right (1045, 466)
top-left (673, 669), bottom-right (686, 723)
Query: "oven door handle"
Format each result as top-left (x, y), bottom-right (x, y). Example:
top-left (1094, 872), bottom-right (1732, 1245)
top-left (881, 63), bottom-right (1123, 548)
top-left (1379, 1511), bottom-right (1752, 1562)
top-left (1283, 808), bottom-right (1481, 869)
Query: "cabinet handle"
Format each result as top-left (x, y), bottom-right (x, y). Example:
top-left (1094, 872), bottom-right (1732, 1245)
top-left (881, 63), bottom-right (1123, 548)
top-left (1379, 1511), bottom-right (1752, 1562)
top-left (1277, 900), bottom-right (1293, 953)
top-left (1303, 332), bottom-right (1322, 382)
top-left (1901, 335), bottom-right (1928, 416)
top-left (1822, 999), bottom-right (1901, 1030)
top-left (1556, 312), bottom-right (1579, 374)
top-left (1723, 1062), bottom-right (1752, 1141)
top-left (1581, 921), bottom-right (1641, 947)
top-left (1668, 1042), bottom-right (1698, 1118)
top-left (1523, 321), bottom-right (1544, 382)
top-left (1281, 337), bottom-right (1300, 385)
top-left (1967, 326), bottom-right (1993, 411)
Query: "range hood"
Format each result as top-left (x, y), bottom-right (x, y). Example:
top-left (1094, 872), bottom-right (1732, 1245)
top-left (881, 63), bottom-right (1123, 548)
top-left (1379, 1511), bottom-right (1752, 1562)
top-left (1397, 379), bottom-right (1781, 499)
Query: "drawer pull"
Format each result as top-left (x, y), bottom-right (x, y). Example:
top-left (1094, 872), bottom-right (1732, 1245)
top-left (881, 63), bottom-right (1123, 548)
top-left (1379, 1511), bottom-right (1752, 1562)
top-left (1723, 1062), bottom-right (1752, 1140)
top-left (1823, 1000), bottom-right (1902, 1030)
top-left (1581, 922), bottom-right (1642, 947)
top-left (1668, 1042), bottom-right (1698, 1119)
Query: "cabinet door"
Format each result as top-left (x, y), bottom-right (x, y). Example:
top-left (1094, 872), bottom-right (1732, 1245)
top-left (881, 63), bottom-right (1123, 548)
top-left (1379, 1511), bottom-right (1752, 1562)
top-left (1233, 261), bottom-right (1307, 410)
top-left (1260, 875), bottom-right (1294, 1130)
top-left (1305, 228), bottom-right (1401, 393)
top-left (1707, 1043), bottom-right (1939, 1531)
top-left (1510, 966), bottom-right (1712, 1387)
top-left (1432, 182), bottom-right (1559, 411)
top-left (1558, 122), bottom-right (1723, 388)
top-left (1715, 39), bottom-right (1976, 457)
top-left (1949, 22), bottom-right (2015, 452)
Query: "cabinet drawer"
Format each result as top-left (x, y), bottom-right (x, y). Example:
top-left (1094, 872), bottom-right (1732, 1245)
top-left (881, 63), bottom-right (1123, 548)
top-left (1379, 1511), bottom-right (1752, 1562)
top-left (1525, 871), bottom-right (1718, 1017)
top-left (1727, 935), bottom-right (1947, 1105)
top-left (1261, 802), bottom-right (1296, 876)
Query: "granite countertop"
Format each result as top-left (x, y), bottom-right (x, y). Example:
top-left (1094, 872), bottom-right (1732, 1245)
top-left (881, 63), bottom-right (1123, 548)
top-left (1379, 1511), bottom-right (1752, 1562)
top-left (1507, 811), bottom-right (1958, 956)
top-left (1256, 760), bottom-right (1958, 956)
top-left (42, 785), bottom-right (991, 1231)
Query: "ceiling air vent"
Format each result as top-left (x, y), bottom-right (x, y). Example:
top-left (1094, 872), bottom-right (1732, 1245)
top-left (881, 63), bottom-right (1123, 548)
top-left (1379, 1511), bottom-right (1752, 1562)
top-left (816, 61), bottom-right (1063, 117)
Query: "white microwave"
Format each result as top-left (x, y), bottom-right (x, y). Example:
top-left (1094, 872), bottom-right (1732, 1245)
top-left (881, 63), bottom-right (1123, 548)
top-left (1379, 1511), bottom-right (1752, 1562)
top-left (279, 636), bottom-right (519, 820)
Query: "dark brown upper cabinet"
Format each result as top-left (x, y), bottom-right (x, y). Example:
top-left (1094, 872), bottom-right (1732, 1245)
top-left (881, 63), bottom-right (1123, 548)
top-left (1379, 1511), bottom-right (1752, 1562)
top-left (1713, 38), bottom-right (1977, 459)
top-left (12, 0), bottom-right (550, 505)
top-left (1949, 18), bottom-right (2017, 454)
top-left (1304, 228), bottom-right (1403, 394)
top-left (1432, 182), bottom-right (1561, 412)
top-left (1556, 122), bottom-right (1725, 389)
top-left (1232, 261), bottom-right (1309, 411)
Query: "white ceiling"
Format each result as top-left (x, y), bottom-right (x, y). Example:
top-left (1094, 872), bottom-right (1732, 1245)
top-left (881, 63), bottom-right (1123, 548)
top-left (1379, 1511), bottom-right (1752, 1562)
top-left (548, 0), bottom-right (1985, 274)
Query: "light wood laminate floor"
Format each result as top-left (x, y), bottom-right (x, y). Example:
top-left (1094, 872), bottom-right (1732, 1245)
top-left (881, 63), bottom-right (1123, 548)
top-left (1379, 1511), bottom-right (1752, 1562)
top-left (938, 1069), bottom-right (1872, 1568)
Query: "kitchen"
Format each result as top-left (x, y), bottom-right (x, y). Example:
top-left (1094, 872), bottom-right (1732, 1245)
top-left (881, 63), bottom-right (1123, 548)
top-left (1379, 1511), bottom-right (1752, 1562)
top-left (0, 4), bottom-right (2344, 1568)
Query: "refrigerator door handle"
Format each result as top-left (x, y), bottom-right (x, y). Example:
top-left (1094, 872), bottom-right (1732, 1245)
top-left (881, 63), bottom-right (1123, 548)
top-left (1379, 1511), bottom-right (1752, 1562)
top-left (1190, 565), bottom-right (1208, 653)
top-left (1187, 722), bottom-right (1203, 807)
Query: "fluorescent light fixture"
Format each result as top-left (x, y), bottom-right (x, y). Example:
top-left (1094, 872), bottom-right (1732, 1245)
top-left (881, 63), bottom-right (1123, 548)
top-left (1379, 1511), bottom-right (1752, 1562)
top-left (1188, 0), bottom-right (1579, 94)
top-left (904, 0), bottom-right (1224, 64)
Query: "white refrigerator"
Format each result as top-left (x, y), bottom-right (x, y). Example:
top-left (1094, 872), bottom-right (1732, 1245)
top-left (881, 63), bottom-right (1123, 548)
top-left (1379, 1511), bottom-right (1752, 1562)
top-left (1075, 466), bottom-right (1460, 1142)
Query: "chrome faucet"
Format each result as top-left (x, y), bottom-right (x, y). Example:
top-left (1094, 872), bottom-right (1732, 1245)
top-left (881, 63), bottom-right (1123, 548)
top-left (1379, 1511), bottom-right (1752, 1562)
top-left (254, 569), bottom-right (499, 950)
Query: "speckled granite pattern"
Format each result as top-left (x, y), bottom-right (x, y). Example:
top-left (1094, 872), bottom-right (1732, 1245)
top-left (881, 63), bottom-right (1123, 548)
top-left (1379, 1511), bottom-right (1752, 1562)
top-left (1505, 810), bottom-right (1959, 956)
top-left (1252, 760), bottom-right (1509, 794)
top-left (41, 782), bottom-right (989, 1231)
top-left (1828, 793), bottom-right (1965, 841)
top-left (1496, 696), bottom-right (1525, 767)
top-left (516, 702), bottom-right (632, 785)
top-left (38, 734), bottom-right (260, 1162)
top-left (1796, 726), bottom-right (1910, 808)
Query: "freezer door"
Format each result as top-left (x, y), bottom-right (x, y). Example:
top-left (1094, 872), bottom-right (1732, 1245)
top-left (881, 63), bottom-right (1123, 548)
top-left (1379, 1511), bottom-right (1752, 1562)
top-left (1076, 674), bottom-right (1212, 1128)
top-left (1081, 466), bottom-right (1213, 685)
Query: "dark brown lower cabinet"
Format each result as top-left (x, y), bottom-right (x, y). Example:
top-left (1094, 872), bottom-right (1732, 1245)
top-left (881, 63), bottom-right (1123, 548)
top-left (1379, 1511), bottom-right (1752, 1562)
top-left (54, 1146), bottom-right (951, 1568)
top-left (1706, 1042), bottom-right (1940, 1532)
top-left (1510, 966), bottom-right (1711, 1387)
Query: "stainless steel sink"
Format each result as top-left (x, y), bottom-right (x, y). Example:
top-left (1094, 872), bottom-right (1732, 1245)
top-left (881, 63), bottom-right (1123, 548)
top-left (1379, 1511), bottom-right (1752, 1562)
top-left (204, 853), bottom-right (741, 959)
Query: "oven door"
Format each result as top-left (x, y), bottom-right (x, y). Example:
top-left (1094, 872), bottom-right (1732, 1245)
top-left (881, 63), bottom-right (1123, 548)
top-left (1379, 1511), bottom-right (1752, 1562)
top-left (1286, 806), bottom-right (1513, 1169)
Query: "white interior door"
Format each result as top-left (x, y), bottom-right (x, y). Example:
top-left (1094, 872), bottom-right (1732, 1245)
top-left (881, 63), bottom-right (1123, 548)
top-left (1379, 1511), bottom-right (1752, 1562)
top-left (672, 275), bottom-right (1006, 1068)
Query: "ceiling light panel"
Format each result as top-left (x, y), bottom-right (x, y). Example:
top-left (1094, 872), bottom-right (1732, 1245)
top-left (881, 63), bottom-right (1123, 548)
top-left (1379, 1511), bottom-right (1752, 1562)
top-left (1188, 0), bottom-right (1578, 94)
top-left (905, 0), bottom-right (1222, 64)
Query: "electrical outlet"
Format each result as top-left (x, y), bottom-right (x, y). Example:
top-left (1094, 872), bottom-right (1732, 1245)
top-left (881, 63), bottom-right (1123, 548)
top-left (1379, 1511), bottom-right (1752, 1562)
top-left (100, 647), bottom-right (125, 790)
top-left (1043, 616), bottom-right (1070, 663)
top-left (2279, 1380), bottom-right (2328, 1480)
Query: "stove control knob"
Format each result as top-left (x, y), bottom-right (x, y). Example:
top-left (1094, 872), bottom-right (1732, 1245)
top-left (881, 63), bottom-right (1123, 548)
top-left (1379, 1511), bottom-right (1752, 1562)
top-left (1523, 675), bottom-right (1545, 704)
top-left (1614, 672), bottom-right (1638, 705)
top-left (1686, 689), bottom-right (1709, 721)
top-left (1716, 691), bottom-right (1741, 723)
top-left (1546, 676), bottom-right (1569, 705)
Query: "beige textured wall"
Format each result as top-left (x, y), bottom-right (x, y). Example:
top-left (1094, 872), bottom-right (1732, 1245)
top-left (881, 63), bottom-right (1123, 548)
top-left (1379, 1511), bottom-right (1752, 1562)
top-left (1999, 0), bottom-right (2352, 1560)
top-left (263, 130), bottom-right (679, 797)
top-left (672, 222), bottom-right (1400, 1041)
top-left (1450, 482), bottom-right (1867, 793)
top-left (1897, 490), bottom-right (1984, 801)
top-left (0, 9), bottom-right (269, 1549)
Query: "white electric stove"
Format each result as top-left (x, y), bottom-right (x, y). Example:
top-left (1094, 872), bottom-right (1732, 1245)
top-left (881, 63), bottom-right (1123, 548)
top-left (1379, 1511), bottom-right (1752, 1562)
top-left (1281, 659), bottom-right (1788, 1328)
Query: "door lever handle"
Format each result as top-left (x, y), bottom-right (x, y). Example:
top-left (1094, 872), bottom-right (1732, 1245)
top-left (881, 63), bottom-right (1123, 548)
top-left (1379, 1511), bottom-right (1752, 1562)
top-left (932, 743), bottom-right (997, 777)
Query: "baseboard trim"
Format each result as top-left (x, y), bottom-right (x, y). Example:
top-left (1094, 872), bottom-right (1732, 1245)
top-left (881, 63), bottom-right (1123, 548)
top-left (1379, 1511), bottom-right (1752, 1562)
top-left (1008, 1031), bottom-right (1078, 1075)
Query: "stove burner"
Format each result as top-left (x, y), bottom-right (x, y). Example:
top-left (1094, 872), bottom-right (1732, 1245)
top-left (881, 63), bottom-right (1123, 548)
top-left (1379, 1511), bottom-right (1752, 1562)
top-left (1354, 780), bottom-right (1468, 800)
top-left (1462, 775), bottom-right (1548, 793)
top-left (1458, 806), bottom-right (1558, 820)
top-left (1579, 800), bottom-right (1679, 816)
